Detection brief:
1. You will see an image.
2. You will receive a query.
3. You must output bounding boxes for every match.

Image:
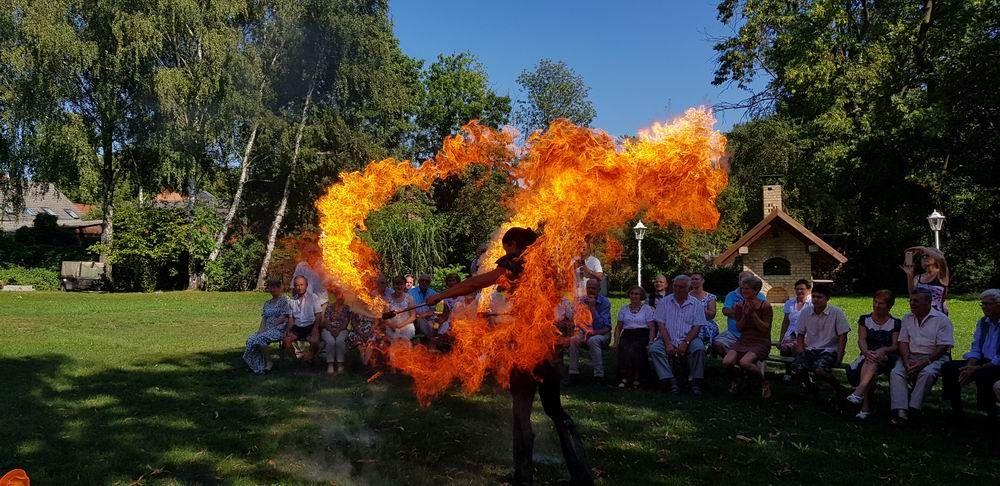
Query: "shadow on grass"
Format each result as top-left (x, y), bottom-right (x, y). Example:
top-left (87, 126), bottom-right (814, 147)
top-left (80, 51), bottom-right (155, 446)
top-left (3, 351), bottom-right (998, 486)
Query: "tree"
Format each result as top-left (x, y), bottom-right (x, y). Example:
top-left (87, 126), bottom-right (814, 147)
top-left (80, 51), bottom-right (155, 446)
top-left (255, 0), bottom-right (424, 289)
top-left (514, 59), bottom-right (596, 135)
top-left (154, 0), bottom-right (259, 289)
top-left (11, 0), bottom-right (164, 284)
top-left (713, 0), bottom-right (1000, 292)
top-left (413, 52), bottom-right (511, 159)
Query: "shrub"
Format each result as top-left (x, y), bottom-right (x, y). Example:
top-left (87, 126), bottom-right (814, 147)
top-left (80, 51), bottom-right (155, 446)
top-left (431, 264), bottom-right (468, 290)
top-left (206, 234), bottom-right (265, 291)
top-left (0, 265), bottom-right (60, 290)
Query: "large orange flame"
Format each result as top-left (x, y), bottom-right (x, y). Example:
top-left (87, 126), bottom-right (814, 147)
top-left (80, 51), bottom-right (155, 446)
top-left (315, 122), bottom-right (516, 314)
top-left (317, 108), bottom-right (726, 404)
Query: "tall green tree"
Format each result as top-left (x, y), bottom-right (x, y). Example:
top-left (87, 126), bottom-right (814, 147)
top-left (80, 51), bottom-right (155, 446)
top-left (412, 52), bottom-right (511, 159)
top-left (514, 58), bottom-right (597, 135)
top-left (714, 0), bottom-right (1000, 292)
top-left (10, 0), bottom-right (164, 283)
top-left (154, 0), bottom-right (259, 289)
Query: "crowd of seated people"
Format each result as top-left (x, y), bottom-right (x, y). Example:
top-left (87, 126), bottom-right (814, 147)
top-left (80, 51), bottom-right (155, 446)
top-left (239, 248), bottom-right (1000, 450)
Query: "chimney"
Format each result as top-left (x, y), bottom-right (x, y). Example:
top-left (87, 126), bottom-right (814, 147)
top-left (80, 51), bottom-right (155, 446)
top-left (763, 185), bottom-right (783, 216)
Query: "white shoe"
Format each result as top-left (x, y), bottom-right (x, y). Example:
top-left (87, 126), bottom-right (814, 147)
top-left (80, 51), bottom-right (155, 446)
top-left (846, 393), bottom-right (864, 405)
top-left (855, 411), bottom-right (870, 420)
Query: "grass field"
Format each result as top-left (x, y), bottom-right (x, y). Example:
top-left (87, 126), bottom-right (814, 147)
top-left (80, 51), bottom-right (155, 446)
top-left (1, 291), bottom-right (997, 485)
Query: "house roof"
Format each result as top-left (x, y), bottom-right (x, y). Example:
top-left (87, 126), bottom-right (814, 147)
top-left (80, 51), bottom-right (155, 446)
top-left (0, 183), bottom-right (104, 233)
top-left (713, 209), bottom-right (848, 267)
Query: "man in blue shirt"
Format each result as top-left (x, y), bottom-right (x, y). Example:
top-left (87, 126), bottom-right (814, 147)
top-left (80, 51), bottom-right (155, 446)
top-left (409, 273), bottom-right (438, 343)
top-left (566, 278), bottom-right (612, 384)
top-left (942, 288), bottom-right (1000, 422)
top-left (712, 271), bottom-right (767, 356)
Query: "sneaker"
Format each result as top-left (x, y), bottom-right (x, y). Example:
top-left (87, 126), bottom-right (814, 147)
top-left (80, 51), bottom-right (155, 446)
top-left (846, 393), bottom-right (864, 405)
top-left (855, 411), bottom-right (870, 421)
top-left (691, 384), bottom-right (703, 398)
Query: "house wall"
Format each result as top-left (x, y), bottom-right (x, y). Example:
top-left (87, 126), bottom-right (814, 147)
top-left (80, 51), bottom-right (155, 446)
top-left (739, 226), bottom-right (813, 303)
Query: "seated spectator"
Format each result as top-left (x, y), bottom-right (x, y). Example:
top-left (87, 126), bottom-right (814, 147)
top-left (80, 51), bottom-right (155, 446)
top-left (689, 272), bottom-right (719, 349)
top-left (376, 275), bottom-right (393, 302)
top-left (566, 278), bottom-right (613, 384)
top-left (714, 271), bottom-right (766, 356)
top-left (321, 290), bottom-right (351, 375)
top-left (385, 276), bottom-right (417, 343)
top-left (845, 290), bottom-right (901, 420)
top-left (721, 275), bottom-right (773, 399)
top-left (243, 278), bottom-right (292, 375)
top-left (941, 288), bottom-right (1000, 425)
top-left (284, 275), bottom-right (324, 362)
top-left (648, 274), bottom-right (670, 308)
top-left (778, 279), bottom-right (813, 357)
top-left (791, 283), bottom-right (850, 396)
top-left (404, 274), bottom-right (415, 291)
top-left (649, 275), bottom-right (706, 396)
top-left (901, 246), bottom-right (950, 314)
top-left (613, 285), bottom-right (655, 389)
top-left (348, 310), bottom-right (378, 368)
top-left (409, 273), bottom-right (438, 342)
top-left (437, 273), bottom-right (463, 336)
top-left (889, 288), bottom-right (954, 425)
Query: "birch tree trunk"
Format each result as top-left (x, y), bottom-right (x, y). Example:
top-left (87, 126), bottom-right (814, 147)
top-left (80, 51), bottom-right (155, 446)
top-left (207, 120), bottom-right (259, 264)
top-left (255, 82), bottom-right (314, 290)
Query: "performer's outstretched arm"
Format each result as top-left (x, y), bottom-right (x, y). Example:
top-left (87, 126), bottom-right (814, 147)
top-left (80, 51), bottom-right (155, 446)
top-left (427, 268), bottom-right (506, 306)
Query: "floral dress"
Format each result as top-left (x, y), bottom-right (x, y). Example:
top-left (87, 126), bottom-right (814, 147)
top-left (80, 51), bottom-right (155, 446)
top-left (243, 296), bottom-right (292, 374)
top-left (693, 292), bottom-right (719, 347)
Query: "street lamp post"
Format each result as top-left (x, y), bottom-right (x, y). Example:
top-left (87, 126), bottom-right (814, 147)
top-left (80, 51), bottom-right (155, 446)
top-left (927, 210), bottom-right (945, 249)
top-left (633, 221), bottom-right (647, 287)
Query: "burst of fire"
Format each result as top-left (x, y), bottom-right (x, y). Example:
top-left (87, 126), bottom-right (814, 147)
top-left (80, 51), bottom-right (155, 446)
top-left (315, 122), bottom-right (516, 314)
top-left (316, 108), bottom-right (726, 404)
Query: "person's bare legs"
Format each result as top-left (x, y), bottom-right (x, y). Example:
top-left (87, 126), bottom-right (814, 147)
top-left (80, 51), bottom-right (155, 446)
top-left (739, 352), bottom-right (771, 398)
top-left (723, 350), bottom-right (741, 393)
top-left (852, 361), bottom-right (879, 404)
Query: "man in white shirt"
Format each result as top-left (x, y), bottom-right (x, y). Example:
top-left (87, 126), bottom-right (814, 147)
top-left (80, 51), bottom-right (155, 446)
top-left (889, 288), bottom-right (954, 424)
top-left (284, 276), bottom-right (324, 361)
top-left (649, 275), bottom-right (706, 396)
top-left (791, 284), bottom-right (850, 394)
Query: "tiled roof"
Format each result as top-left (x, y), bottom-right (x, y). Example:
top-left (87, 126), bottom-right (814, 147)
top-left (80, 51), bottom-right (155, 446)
top-left (0, 183), bottom-right (104, 233)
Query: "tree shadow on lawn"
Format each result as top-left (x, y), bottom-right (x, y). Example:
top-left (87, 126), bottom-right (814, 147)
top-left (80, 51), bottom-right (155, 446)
top-left (564, 364), bottom-right (1000, 486)
top-left (5, 350), bottom-right (998, 486)
top-left (0, 351), bottom-right (524, 485)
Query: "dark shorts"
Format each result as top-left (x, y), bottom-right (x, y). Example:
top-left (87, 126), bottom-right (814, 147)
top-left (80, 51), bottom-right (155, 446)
top-left (792, 349), bottom-right (838, 373)
top-left (288, 324), bottom-right (315, 340)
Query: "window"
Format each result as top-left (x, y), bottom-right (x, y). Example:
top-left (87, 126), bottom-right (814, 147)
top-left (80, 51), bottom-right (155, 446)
top-left (65, 208), bottom-right (80, 219)
top-left (763, 257), bottom-right (791, 276)
top-left (41, 207), bottom-right (57, 216)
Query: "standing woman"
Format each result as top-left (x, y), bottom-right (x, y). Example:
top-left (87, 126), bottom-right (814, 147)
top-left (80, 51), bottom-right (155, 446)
top-left (722, 276), bottom-right (774, 399)
top-left (689, 272), bottom-right (719, 349)
top-left (778, 279), bottom-right (813, 357)
top-left (901, 246), bottom-right (949, 314)
top-left (425, 228), bottom-right (593, 486)
top-left (613, 286), bottom-right (656, 389)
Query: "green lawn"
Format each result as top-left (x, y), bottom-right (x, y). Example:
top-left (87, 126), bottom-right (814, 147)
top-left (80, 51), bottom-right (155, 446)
top-left (1, 292), bottom-right (996, 485)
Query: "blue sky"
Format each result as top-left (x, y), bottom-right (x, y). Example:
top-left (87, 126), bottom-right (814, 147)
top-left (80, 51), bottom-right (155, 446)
top-left (390, 0), bottom-right (760, 136)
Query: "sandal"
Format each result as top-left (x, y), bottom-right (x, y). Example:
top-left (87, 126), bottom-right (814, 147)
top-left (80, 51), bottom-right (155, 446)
top-left (632, 380), bottom-right (641, 389)
top-left (618, 379), bottom-right (628, 389)
top-left (728, 381), bottom-right (739, 395)
top-left (761, 382), bottom-right (773, 400)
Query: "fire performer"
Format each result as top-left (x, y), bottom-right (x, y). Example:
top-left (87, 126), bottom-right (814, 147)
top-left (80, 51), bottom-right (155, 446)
top-left (425, 227), bottom-right (594, 486)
